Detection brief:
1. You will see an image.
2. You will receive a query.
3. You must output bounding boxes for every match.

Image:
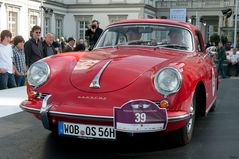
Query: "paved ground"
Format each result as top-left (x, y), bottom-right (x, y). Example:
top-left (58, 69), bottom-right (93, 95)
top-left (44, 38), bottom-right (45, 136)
top-left (0, 78), bottom-right (239, 159)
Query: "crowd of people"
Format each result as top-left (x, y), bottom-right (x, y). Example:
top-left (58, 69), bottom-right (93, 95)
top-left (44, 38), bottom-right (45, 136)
top-left (216, 42), bottom-right (239, 78)
top-left (0, 20), bottom-right (103, 90)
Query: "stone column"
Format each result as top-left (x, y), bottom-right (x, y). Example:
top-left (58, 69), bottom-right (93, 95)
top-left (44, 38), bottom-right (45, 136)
top-left (51, 13), bottom-right (55, 35)
top-left (218, 15), bottom-right (223, 35)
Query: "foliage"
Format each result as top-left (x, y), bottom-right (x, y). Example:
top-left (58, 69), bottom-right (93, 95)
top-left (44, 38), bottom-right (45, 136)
top-left (220, 35), bottom-right (228, 45)
top-left (210, 33), bottom-right (220, 46)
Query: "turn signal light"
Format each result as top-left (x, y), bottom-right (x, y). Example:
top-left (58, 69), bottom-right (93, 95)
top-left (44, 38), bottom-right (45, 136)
top-left (27, 85), bottom-right (37, 100)
top-left (160, 99), bottom-right (169, 108)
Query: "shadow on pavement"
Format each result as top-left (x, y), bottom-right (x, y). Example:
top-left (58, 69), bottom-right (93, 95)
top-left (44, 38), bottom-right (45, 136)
top-left (41, 131), bottom-right (179, 159)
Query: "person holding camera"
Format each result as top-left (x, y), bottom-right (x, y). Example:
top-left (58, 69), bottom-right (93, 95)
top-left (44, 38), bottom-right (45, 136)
top-left (85, 20), bottom-right (103, 51)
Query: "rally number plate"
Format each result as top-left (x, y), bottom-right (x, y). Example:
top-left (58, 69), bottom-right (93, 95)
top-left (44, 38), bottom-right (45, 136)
top-left (58, 122), bottom-right (116, 140)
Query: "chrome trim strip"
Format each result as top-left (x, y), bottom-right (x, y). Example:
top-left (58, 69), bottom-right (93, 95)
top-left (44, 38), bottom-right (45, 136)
top-left (168, 114), bottom-right (191, 122)
top-left (89, 60), bottom-right (112, 88)
top-left (21, 103), bottom-right (191, 122)
top-left (20, 104), bottom-right (40, 113)
top-left (49, 111), bottom-right (113, 121)
top-left (206, 97), bottom-right (216, 113)
top-left (49, 111), bottom-right (191, 122)
top-left (40, 95), bottom-right (52, 130)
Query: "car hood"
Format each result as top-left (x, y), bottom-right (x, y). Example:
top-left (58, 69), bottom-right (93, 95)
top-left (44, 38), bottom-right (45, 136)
top-left (70, 48), bottom-right (179, 93)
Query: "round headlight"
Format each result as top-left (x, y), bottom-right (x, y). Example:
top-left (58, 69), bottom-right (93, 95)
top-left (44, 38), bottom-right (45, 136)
top-left (27, 61), bottom-right (50, 87)
top-left (154, 67), bottom-right (182, 95)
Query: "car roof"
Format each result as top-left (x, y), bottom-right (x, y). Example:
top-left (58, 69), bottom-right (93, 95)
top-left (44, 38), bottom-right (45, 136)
top-left (109, 19), bottom-right (197, 31)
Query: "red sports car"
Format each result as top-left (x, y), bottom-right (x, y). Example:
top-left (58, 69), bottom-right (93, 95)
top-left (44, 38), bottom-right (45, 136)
top-left (20, 19), bottom-right (218, 146)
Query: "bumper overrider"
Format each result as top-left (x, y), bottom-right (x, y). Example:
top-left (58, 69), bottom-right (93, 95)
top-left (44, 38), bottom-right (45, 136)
top-left (20, 95), bottom-right (193, 131)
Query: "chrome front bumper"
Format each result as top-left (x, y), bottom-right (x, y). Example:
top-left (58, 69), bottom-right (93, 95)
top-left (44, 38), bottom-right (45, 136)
top-left (40, 95), bottom-right (52, 129)
top-left (20, 95), bottom-right (192, 130)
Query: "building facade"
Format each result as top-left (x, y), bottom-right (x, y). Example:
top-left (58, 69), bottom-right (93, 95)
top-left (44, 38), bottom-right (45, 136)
top-left (0, 0), bottom-right (157, 41)
top-left (156, 0), bottom-right (236, 44)
top-left (0, 0), bottom-right (237, 43)
top-left (0, 0), bottom-right (42, 40)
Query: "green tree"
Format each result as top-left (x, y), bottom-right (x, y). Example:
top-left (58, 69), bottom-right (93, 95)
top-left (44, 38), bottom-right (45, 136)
top-left (210, 33), bottom-right (220, 46)
top-left (220, 35), bottom-right (228, 45)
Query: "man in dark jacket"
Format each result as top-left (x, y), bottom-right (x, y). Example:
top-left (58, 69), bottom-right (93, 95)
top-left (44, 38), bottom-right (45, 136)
top-left (85, 20), bottom-right (103, 51)
top-left (24, 25), bottom-right (44, 67)
top-left (42, 33), bottom-right (57, 57)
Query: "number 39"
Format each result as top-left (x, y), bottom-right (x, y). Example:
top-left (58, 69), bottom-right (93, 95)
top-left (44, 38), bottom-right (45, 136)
top-left (135, 113), bottom-right (146, 123)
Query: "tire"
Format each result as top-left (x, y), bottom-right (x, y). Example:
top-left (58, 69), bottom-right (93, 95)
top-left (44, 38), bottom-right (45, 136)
top-left (172, 93), bottom-right (196, 146)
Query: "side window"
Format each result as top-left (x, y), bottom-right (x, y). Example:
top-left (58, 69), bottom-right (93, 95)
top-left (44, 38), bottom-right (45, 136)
top-left (195, 33), bottom-right (203, 52)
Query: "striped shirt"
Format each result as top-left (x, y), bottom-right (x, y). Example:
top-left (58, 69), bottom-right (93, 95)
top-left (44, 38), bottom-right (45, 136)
top-left (12, 46), bottom-right (27, 75)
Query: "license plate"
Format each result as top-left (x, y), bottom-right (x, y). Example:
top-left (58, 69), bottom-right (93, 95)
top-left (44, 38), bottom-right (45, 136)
top-left (114, 99), bottom-right (168, 133)
top-left (58, 121), bottom-right (116, 140)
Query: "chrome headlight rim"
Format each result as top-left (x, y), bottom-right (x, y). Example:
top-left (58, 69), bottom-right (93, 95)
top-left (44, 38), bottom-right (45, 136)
top-left (154, 67), bottom-right (182, 96)
top-left (27, 61), bottom-right (50, 87)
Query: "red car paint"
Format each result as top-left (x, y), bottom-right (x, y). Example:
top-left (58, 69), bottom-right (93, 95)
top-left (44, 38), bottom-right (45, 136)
top-left (20, 19), bottom-right (218, 145)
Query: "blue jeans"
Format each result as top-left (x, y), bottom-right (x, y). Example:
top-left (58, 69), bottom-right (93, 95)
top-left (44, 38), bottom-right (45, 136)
top-left (0, 72), bottom-right (17, 90)
top-left (15, 75), bottom-right (26, 86)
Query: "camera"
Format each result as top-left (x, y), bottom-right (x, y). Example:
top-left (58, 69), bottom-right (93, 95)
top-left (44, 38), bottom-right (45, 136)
top-left (91, 25), bottom-right (96, 29)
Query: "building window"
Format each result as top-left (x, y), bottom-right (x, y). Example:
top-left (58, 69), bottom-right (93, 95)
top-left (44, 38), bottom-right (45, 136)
top-left (8, 11), bottom-right (18, 37)
top-left (56, 19), bottom-right (63, 38)
top-left (55, 14), bottom-right (64, 38)
top-left (145, 0), bottom-right (154, 7)
top-left (30, 15), bottom-right (38, 30)
top-left (28, 10), bottom-right (40, 38)
top-left (147, 15), bottom-right (154, 19)
top-left (44, 17), bottom-right (51, 35)
top-left (108, 15), bottom-right (128, 24)
top-left (79, 20), bottom-right (90, 40)
top-left (74, 15), bottom-right (92, 40)
top-left (6, 5), bottom-right (20, 37)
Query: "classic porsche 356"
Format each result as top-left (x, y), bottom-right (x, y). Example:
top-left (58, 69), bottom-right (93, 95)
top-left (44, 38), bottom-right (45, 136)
top-left (20, 19), bottom-right (218, 146)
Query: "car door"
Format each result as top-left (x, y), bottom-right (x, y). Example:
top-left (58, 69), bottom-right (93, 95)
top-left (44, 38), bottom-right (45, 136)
top-left (195, 31), bottom-right (217, 110)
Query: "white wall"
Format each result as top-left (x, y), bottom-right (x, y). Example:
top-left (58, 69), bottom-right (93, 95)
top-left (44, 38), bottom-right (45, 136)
top-left (0, 0), bottom-right (154, 40)
top-left (63, 13), bottom-right (76, 37)
top-left (0, 0), bottom-right (41, 40)
top-left (63, 9), bottom-right (140, 39)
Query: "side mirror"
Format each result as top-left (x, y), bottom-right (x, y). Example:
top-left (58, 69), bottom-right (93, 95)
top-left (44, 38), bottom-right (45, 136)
top-left (206, 46), bottom-right (217, 57)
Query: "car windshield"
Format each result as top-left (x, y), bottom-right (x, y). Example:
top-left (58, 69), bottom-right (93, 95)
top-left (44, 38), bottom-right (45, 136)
top-left (95, 24), bottom-right (193, 52)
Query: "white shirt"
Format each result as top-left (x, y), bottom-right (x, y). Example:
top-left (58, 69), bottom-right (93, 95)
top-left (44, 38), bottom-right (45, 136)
top-left (0, 43), bottom-right (14, 73)
top-left (230, 53), bottom-right (239, 63)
